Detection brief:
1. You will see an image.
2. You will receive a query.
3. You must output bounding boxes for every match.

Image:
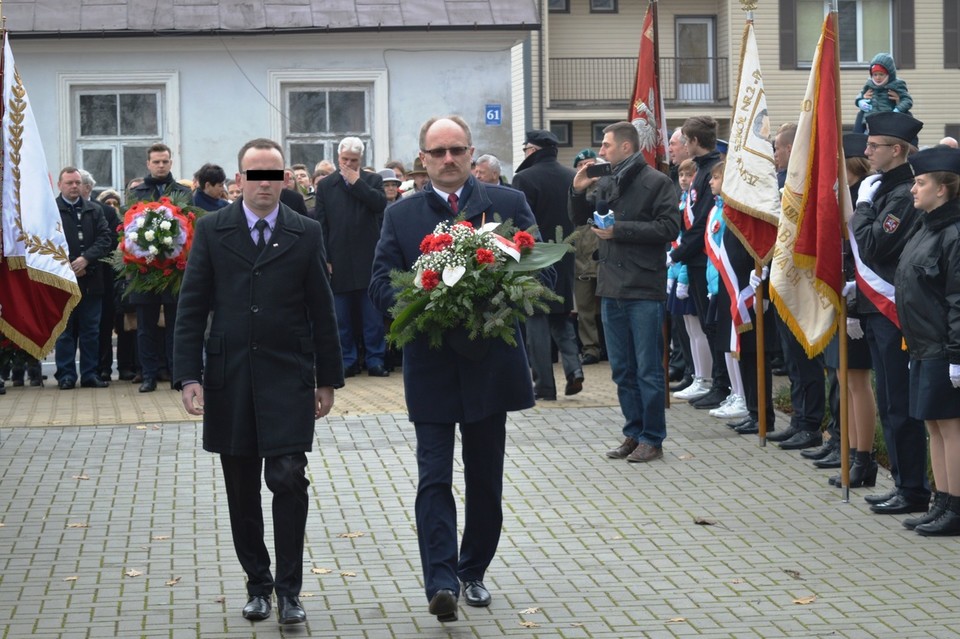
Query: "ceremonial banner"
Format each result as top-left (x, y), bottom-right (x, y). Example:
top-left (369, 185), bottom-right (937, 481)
top-left (0, 31), bottom-right (80, 358)
top-left (769, 13), bottom-right (850, 357)
top-left (628, 2), bottom-right (669, 169)
top-left (721, 22), bottom-right (780, 264)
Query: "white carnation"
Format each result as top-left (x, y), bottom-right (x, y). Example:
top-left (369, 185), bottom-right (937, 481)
top-left (143, 230), bottom-right (155, 242)
top-left (148, 245), bottom-right (159, 255)
top-left (159, 220), bottom-right (172, 231)
top-left (162, 236), bottom-right (173, 246)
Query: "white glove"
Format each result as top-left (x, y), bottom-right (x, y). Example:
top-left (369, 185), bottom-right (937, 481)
top-left (676, 282), bottom-right (689, 299)
top-left (857, 174), bottom-right (882, 205)
top-left (846, 317), bottom-right (864, 339)
top-left (748, 265), bottom-right (769, 290)
top-left (950, 364), bottom-right (960, 389)
top-left (665, 254), bottom-right (674, 267)
top-left (842, 280), bottom-right (857, 300)
top-left (857, 99), bottom-right (873, 113)
top-left (667, 278), bottom-right (676, 295)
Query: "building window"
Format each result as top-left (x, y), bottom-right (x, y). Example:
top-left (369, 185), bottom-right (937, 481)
top-left (781, 0), bottom-right (913, 69)
top-left (59, 72), bottom-right (180, 194)
top-left (284, 86), bottom-right (372, 167)
top-left (590, 0), bottom-right (618, 13)
top-left (946, 1), bottom-right (960, 68)
top-left (550, 121), bottom-right (573, 147)
top-left (548, 0), bottom-right (569, 13)
top-left (268, 69), bottom-right (389, 171)
top-left (591, 121), bottom-right (617, 146)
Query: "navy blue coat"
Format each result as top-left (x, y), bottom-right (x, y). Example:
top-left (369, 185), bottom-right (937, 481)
top-left (369, 178), bottom-right (544, 423)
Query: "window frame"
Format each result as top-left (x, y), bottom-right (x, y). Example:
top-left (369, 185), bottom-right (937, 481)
top-left (549, 121), bottom-right (573, 147)
top-left (548, 0), bottom-right (570, 13)
top-left (591, 121), bottom-right (617, 146)
top-left (589, 0), bottom-right (618, 14)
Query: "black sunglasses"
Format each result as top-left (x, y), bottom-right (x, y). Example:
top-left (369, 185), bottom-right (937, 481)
top-left (422, 146), bottom-right (470, 159)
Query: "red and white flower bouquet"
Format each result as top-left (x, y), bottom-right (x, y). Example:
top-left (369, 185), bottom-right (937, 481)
top-left (388, 219), bottom-right (570, 349)
top-left (114, 197), bottom-right (197, 296)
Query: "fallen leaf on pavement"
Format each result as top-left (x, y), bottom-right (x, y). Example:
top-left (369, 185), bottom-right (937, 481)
top-left (519, 621), bottom-right (540, 628)
top-left (63, 576), bottom-right (78, 582)
top-left (72, 475), bottom-right (89, 480)
top-left (678, 454), bottom-right (695, 461)
top-left (340, 571), bottom-right (356, 577)
top-left (165, 576), bottom-right (181, 586)
top-left (667, 617), bottom-right (687, 623)
top-left (693, 516), bottom-right (718, 526)
top-left (152, 535), bottom-right (171, 541)
top-left (783, 569), bottom-right (803, 580)
top-left (520, 607), bottom-right (541, 614)
top-left (608, 534), bottom-right (624, 540)
top-left (569, 623), bottom-right (585, 628)
top-left (338, 531), bottom-right (365, 538)
top-left (136, 426), bottom-right (147, 430)
top-left (731, 578), bottom-right (745, 584)
top-left (124, 569), bottom-right (143, 578)
top-left (300, 592), bottom-right (315, 597)
top-left (794, 595), bottom-right (817, 605)
top-left (311, 567), bottom-right (333, 574)
top-left (214, 596), bottom-right (226, 604)
top-left (66, 522), bottom-right (88, 529)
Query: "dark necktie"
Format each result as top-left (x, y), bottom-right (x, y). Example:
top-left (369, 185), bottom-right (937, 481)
top-left (254, 219), bottom-right (268, 254)
top-left (447, 193), bottom-right (458, 214)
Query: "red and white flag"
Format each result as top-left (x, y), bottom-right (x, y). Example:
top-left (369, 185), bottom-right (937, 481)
top-left (0, 32), bottom-right (81, 358)
top-left (628, 2), bottom-right (669, 169)
top-left (769, 13), bottom-right (850, 357)
top-left (721, 22), bottom-right (780, 264)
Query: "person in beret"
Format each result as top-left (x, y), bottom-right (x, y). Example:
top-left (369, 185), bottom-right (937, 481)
top-left (850, 111), bottom-right (932, 515)
top-left (570, 148), bottom-right (603, 366)
top-left (893, 146), bottom-right (960, 535)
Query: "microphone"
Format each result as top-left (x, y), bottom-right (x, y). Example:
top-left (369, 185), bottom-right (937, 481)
top-left (593, 199), bottom-right (615, 229)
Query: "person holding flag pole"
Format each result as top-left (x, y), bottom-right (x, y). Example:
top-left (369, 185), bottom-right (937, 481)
top-left (768, 4), bottom-right (855, 495)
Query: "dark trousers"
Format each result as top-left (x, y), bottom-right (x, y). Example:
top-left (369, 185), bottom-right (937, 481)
top-left (220, 453), bottom-right (310, 597)
top-left (862, 313), bottom-right (931, 499)
top-left (414, 414), bottom-right (506, 601)
top-left (136, 302), bottom-right (176, 380)
top-left (778, 314), bottom-right (824, 432)
top-left (824, 367), bottom-right (840, 441)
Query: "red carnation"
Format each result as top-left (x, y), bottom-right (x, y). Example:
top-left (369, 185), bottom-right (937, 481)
top-left (421, 269), bottom-right (440, 291)
top-left (419, 235), bottom-right (435, 253)
top-left (476, 248), bottom-right (495, 264)
top-left (162, 269), bottom-right (174, 277)
top-left (456, 220), bottom-right (474, 229)
top-left (432, 233), bottom-right (453, 251)
top-left (513, 231), bottom-right (535, 250)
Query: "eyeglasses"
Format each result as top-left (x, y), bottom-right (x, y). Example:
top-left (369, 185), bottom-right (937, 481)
top-left (865, 142), bottom-right (896, 151)
top-left (422, 146), bottom-right (470, 159)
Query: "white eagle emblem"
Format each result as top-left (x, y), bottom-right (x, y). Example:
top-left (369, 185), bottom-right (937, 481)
top-left (631, 87), bottom-right (660, 156)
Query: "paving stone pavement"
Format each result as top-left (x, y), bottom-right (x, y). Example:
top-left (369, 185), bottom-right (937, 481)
top-left (1, 363), bottom-right (959, 638)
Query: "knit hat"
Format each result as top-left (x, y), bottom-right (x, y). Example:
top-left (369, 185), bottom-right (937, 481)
top-left (870, 63), bottom-right (889, 75)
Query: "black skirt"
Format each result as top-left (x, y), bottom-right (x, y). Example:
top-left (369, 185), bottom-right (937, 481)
top-left (823, 331), bottom-right (872, 371)
top-left (909, 356), bottom-right (960, 420)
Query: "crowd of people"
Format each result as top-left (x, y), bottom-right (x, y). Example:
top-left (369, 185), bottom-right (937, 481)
top-left (3, 59), bottom-right (960, 626)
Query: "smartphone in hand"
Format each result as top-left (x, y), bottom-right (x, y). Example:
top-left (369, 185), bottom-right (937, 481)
top-left (585, 162), bottom-right (612, 178)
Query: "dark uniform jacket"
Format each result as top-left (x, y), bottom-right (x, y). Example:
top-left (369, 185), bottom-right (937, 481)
top-left (851, 162), bottom-right (920, 315)
top-left (894, 199), bottom-right (960, 363)
top-left (668, 149), bottom-right (722, 268)
top-left (314, 170), bottom-right (387, 294)
top-left (172, 200), bottom-right (344, 457)
top-left (56, 195), bottom-right (112, 295)
top-left (511, 147), bottom-right (576, 313)
top-left (569, 151), bottom-right (679, 301)
top-left (369, 178), bottom-right (546, 424)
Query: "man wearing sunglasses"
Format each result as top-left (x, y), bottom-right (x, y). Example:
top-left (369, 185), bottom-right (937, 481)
top-left (369, 115), bottom-right (551, 623)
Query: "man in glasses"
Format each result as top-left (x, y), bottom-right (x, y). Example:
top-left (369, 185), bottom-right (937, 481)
top-left (314, 136), bottom-right (389, 378)
top-left (174, 138), bottom-right (343, 626)
top-left (369, 115), bottom-right (549, 623)
top-left (851, 111), bottom-right (932, 516)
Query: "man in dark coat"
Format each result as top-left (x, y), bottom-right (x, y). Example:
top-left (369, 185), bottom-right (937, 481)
top-left (369, 116), bottom-right (550, 623)
top-left (53, 167), bottom-right (114, 389)
top-left (512, 130), bottom-right (584, 400)
top-left (314, 136), bottom-right (389, 377)
top-left (174, 138), bottom-right (343, 626)
top-left (126, 142), bottom-right (193, 392)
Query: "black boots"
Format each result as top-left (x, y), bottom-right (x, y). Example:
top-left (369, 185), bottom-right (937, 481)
top-left (828, 448), bottom-right (857, 486)
top-left (828, 450), bottom-right (878, 488)
top-left (915, 495), bottom-right (960, 536)
top-left (903, 491), bottom-right (948, 530)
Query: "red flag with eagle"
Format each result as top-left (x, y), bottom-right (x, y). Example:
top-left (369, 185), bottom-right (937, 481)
top-left (0, 31), bottom-right (81, 359)
top-left (769, 13), bottom-right (849, 357)
top-left (629, 2), bottom-right (669, 169)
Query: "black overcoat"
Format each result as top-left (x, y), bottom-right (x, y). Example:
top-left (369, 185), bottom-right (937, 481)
top-left (173, 201), bottom-right (344, 457)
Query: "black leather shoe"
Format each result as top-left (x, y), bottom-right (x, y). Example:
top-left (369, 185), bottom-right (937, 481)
top-left (367, 365), bottom-right (390, 377)
top-left (669, 375), bottom-right (693, 393)
top-left (428, 589), bottom-right (458, 622)
top-left (734, 420), bottom-right (758, 435)
top-left (461, 580), bottom-right (491, 607)
top-left (765, 426), bottom-right (800, 443)
top-left (81, 377), bottom-right (110, 388)
top-left (690, 387), bottom-right (728, 409)
top-left (58, 378), bottom-right (76, 390)
top-left (801, 439), bottom-right (837, 460)
top-left (812, 447), bottom-right (842, 468)
top-left (581, 353), bottom-right (600, 365)
top-left (779, 430), bottom-right (822, 450)
top-left (865, 488), bottom-right (898, 505)
top-left (118, 369), bottom-right (136, 381)
top-left (726, 416), bottom-right (752, 429)
top-left (277, 595), bottom-right (306, 625)
top-left (869, 492), bottom-right (930, 515)
top-left (138, 378), bottom-right (157, 393)
top-left (344, 363), bottom-right (361, 378)
top-left (668, 366), bottom-right (685, 382)
top-left (241, 595), bottom-right (271, 621)
top-left (564, 372), bottom-right (584, 396)
top-left (99, 371), bottom-right (112, 382)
